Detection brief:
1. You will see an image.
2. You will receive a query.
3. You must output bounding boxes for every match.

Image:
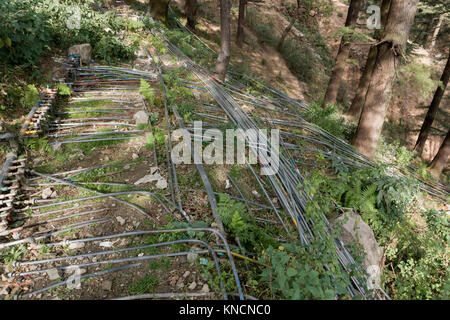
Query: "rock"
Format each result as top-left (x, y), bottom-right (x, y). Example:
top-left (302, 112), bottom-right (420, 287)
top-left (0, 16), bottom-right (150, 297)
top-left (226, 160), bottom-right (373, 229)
top-left (225, 179), bottom-right (231, 189)
top-left (50, 190), bottom-right (58, 198)
top-left (116, 216), bottom-right (125, 226)
top-left (124, 164), bottom-right (131, 170)
top-left (12, 232), bottom-right (21, 240)
top-left (47, 268), bottom-right (60, 281)
top-left (68, 242), bottom-right (85, 250)
top-left (133, 111), bottom-right (149, 125)
top-left (134, 171), bottom-right (167, 189)
top-left (132, 153), bottom-right (139, 160)
top-left (0, 286), bottom-right (11, 296)
top-left (183, 271), bottom-right (190, 278)
top-left (335, 212), bottom-right (383, 286)
top-left (99, 241), bottom-right (113, 248)
top-left (201, 284), bottom-right (210, 293)
top-left (41, 187), bottom-right (54, 200)
top-left (68, 44), bottom-right (92, 65)
top-left (187, 252), bottom-right (198, 264)
top-left (252, 190), bottom-right (260, 198)
top-left (101, 280), bottom-right (112, 291)
top-left (155, 177), bottom-right (167, 189)
top-left (0, 220), bottom-right (7, 233)
top-left (188, 281), bottom-right (197, 290)
top-left (134, 173), bottom-right (159, 185)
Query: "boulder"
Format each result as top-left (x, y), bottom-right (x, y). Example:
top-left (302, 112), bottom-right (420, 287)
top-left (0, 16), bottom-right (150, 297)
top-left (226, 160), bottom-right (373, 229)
top-left (68, 44), bottom-right (92, 65)
top-left (335, 212), bottom-right (383, 287)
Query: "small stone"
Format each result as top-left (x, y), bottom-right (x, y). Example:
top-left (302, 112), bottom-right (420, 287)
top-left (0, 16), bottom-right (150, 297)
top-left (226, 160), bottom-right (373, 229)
top-left (12, 232), bottom-right (21, 240)
top-left (101, 280), bottom-right (112, 291)
top-left (41, 187), bottom-right (54, 199)
top-left (0, 286), bottom-right (10, 296)
top-left (116, 216), bottom-right (125, 226)
top-left (124, 164), bottom-right (131, 170)
top-left (252, 190), bottom-right (260, 198)
top-left (69, 242), bottom-right (85, 250)
top-left (132, 153), bottom-right (139, 160)
top-left (201, 284), bottom-right (210, 293)
top-left (99, 241), bottom-right (113, 248)
top-left (47, 268), bottom-right (60, 280)
top-left (183, 271), bottom-right (190, 278)
top-left (156, 177), bottom-right (167, 189)
top-left (188, 281), bottom-right (197, 290)
top-left (225, 179), bottom-right (231, 189)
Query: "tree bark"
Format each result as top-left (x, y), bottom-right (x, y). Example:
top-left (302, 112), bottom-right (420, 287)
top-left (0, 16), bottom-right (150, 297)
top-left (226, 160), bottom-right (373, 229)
top-left (236, 0), bottom-right (247, 48)
top-left (428, 129), bottom-right (450, 177)
top-left (352, 0), bottom-right (419, 159)
top-left (149, 0), bottom-right (170, 25)
top-left (414, 54), bottom-right (450, 156)
top-left (185, 0), bottom-right (198, 30)
top-left (214, 0), bottom-right (231, 81)
top-left (345, 0), bottom-right (391, 117)
top-left (345, 45), bottom-right (377, 116)
top-left (322, 0), bottom-right (362, 107)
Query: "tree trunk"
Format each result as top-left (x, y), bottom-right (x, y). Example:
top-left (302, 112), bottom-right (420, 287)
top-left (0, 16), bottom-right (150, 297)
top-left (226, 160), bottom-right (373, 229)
top-left (214, 0), bottom-right (231, 81)
top-left (352, 0), bottom-right (419, 159)
top-left (345, 45), bottom-right (377, 117)
top-left (149, 0), bottom-right (170, 25)
top-left (345, 0), bottom-right (391, 117)
top-left (428, 129), bottom-right (450, 177)
top-left (236, 0), bottom-right (247, 48)
top-left (322, 0), bottom-right (362, 107)
top-left (414, 54), bottom-right (450, 156)
top-left (276, 11), bottom-right (298, 51)
top-left (185, 0), bottom-right (198, 30)
top-left (428, 14), bottom-right (443, 51)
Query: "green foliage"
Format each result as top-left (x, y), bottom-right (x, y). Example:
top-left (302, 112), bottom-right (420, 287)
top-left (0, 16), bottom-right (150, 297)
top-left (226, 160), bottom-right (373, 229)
top-left (22, 84), bottom-right (40, 108)
top-left (0, 0), bottom-right (52, 66)
top-left (55, 84), bottom-right (71, 96)
top-left (396, 62), bottom-right (440, 100)
top-left (0, 244), bottom-right (28, 265)
top-left (261, 241), bottom-right (361, 299)
top-left (0, 0), bottom-right (137, 66)
top-left (217, 194), bottom-right (278, 251)
top-left (303, 102), bottom-right (353, 139)
top-left (306, 156), bottom-right (448, 299)
top-left (93, 36), bottom-right (136, 64)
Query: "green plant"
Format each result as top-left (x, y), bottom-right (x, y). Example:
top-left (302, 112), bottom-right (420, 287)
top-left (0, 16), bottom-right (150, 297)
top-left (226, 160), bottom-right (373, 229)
top-left (303, 102), bottom-right (351, 139)
top-left (128, 275), bottom-right (159, 294)
top-left (93, 36), bottom-right (136, 63)
top-left (217, 194), bottom-right (279, 251)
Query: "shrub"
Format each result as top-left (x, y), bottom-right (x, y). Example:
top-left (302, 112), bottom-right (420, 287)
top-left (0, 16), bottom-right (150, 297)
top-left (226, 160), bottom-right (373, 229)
top-left (0, 0), bottom-right (53, 66)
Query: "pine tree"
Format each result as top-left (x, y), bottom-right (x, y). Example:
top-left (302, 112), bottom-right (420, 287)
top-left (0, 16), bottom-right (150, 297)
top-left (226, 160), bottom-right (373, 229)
top-left (414, 54), bottom-right (450, 157)
top-left (352, 0), bottom-right (419, 159)
top-left (322, 0), bottom-right (362, 107)
top-left (215, 0), bottom-right (231, 80)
